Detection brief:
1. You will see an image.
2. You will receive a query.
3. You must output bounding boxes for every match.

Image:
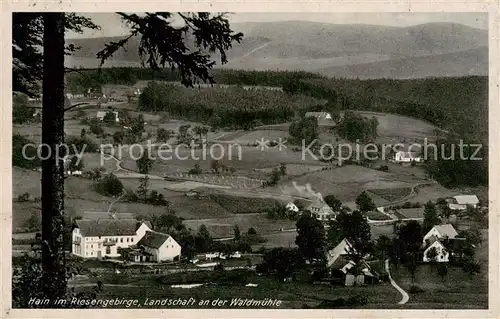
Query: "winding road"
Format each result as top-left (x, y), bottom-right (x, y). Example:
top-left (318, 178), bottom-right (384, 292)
top-left (385, 259), bottom-right (409, 305)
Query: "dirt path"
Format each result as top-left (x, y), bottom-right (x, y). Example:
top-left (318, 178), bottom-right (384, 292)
top-left (385, 259), bottom-right (409, 305)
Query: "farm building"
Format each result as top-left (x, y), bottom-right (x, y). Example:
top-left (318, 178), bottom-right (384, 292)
top-left (66, 93), bottom-right (85, 100)
top-left (423, 234), bottom-right (472, 263)
top-left (285, 202), bottom-right (300, 213)
top-left (101, 84), bottom-right (133, 101)
top-left (72, 215), bottom-right (152, 259)
top-left (447, 195), bottom-right (479, 210)
top-left (423, 240), bottom-right (449, 263)
top-left (97, 111), bottom-right (119, 122)
top-left (326, 239), bottom-right (378, 285)
top-left (393, 151), bottom-right (422, 163)
top-left (305, 112), bottom-right (337, 125)
top-left (305, 202), bottom-right (335, 221)
top-left (133, 231), bottom-right (182, 262)
top-left (422, 224), bottom-right (458, 246)
top-left (326, 238), bottom-right (353, 268)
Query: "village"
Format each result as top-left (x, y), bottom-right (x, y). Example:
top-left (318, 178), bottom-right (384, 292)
top-left (12, 80), bottom-right (488, 308)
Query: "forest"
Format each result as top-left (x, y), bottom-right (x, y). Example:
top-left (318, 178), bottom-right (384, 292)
top-left (137, 81), bottom-right (324, 130)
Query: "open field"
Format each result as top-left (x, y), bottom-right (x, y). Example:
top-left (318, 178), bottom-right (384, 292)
top-left (183, 214), bottom-right (296, 238)
top-left (369, 187), bottom-right (413, 202)
top-left (255, 163), bottom-right (328, 176)
top-left (395, 208), bottom-right (425, 219)
top-left (72, 269), bottom-right (402, 308)
top-left (12, 167), bottom-right (108, 201)
top-left (109, 144), bottom-right (329, 178)
top-left (350, 111), bottom-right (439, 142)
top-left (216, 130), bottom-right (288, 145)
top-left (267, 164), bottom-right (424, 204)
top-left (366, 211), bottom-right (392, 221)
top-left (210, 194), bottom-right (282, 214)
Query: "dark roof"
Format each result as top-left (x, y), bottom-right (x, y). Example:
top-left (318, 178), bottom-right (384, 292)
top-left (76, 219), bottom-right (147, 237)
top-left (81, 211), bottom-right (135, 220)
top-left (137, 231), bottom-right (171, 249)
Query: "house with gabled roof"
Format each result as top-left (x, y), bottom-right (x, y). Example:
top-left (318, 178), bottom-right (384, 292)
top-left (135, 231), bottom-right (182, 262)
top-left (423, 240), bottom-right (449, 263)
top-left (306, 202), bottom-right (335, 221)
top-left (448, 195), bottom-right (479, 210)
top-left (422, 224), bottom-right (458, 246)
top-left (72, 215), bottom-right (152, 259)
top-left (326, 238), bottom-right (353, 268)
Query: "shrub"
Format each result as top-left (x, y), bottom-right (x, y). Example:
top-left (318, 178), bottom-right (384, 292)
top-left (377, 165), bottom-right (389, 172)
top-left (89, 118), bottom-right (104, 135)
top-left (83, 167), bottom-right (105, 181)
top-left (94, 173), bottom-right (123, 197)
top-left (16, 192), bottom-right (31, 202)
top-left (188, 164), bottom-right (202, 175)
top-left (22, 212), bottom-right (41, 232)
top-left (13, 135), bottom-right (41, 169)
top-left (124, 189), bottom-right (139, 202)
top-left (147, 191), bottom-right (169, 206)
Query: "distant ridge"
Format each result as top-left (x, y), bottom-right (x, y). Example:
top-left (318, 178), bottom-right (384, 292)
top-left (65, 21), bottom-right (488, 79)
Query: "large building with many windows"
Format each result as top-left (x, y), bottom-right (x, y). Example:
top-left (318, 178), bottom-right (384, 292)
top-left (71, 212), bottom-right (152, 259)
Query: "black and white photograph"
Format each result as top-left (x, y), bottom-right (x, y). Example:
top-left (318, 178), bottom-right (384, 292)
top-left (7, 7), bottom-right (495, 313)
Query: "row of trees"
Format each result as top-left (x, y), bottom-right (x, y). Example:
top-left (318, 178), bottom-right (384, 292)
top-left (65, 67), bottom-right (324, 94)
top-left (148, 215), bottom-right (264, 261)
top-left (336, 111), bottom-right (379, 144)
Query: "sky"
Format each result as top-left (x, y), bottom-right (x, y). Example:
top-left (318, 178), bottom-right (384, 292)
top-left (66, 12), bottom-right (488, 39)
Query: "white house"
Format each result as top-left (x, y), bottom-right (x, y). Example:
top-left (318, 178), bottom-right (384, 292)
top-left (285, 202), bottom-right (300, 213)
top-left (135, 231), bottom-right (182, 262)
top-left (96, 111), bottom-right (119, 122)
top-left (72, 216), bottom-right (152, 258)
top-left (66, 93), bottom-right (84, 100)
top-left (306, 202), bottom-right (335, 221)
top-left (423, 240), bottom-right (449, 263)
top-left (422, 224), bottom-right (458, 246)
top-left (393, 151), bottom-right (422, 163)
top-left (448, 195), bottom-right (479, 211)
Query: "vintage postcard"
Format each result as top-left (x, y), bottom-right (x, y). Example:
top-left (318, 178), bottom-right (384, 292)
top-left (2, 1), bottom-right (499, 318)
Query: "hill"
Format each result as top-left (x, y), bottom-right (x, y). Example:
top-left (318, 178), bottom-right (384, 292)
top-left (65, 21), bottom-right (488, 79)
top-left (316, 47), bottom-right (488, 79)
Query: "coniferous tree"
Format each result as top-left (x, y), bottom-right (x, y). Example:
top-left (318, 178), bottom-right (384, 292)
top-left (13, 12), bottom-right (242, 304)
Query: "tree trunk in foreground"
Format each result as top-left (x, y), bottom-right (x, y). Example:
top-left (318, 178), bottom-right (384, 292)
top-left (41, 12), bottom-right (67, 300)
